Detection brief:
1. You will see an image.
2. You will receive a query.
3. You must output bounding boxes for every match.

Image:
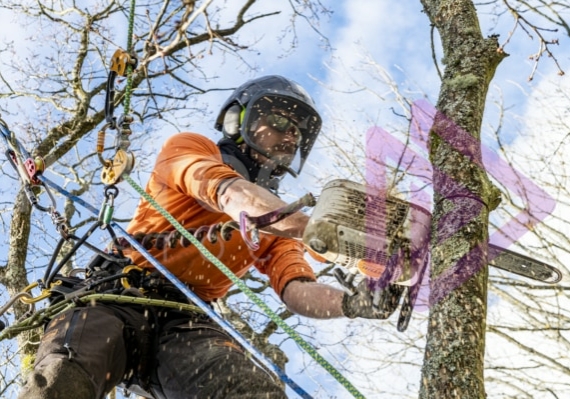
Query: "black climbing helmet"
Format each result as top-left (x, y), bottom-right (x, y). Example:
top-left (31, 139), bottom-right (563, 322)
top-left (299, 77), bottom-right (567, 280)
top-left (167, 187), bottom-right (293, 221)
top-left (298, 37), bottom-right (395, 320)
top-left (214, 75), bottom-right (322, 177)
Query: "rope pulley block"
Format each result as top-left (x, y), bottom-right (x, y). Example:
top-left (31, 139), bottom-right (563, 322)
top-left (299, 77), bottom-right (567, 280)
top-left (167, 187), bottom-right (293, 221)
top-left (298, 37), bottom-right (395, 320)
top-left (1, 118), bottom-right (46, 186)
top-left (24, 156), bottom-right (46, 185)
top-left (110, 48), bottom-right (138, 77)
top-left (97, 131), bottom-right (136, 185)
top-left (98, 48), bottom-right (138, 185)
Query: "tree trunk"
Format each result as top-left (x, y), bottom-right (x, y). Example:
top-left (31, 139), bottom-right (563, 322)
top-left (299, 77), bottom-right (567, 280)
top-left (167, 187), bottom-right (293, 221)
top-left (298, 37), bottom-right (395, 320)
top-left (1, 189), bottom-right (42, 360)
top-left (419, 1), bottom-right (505, 398)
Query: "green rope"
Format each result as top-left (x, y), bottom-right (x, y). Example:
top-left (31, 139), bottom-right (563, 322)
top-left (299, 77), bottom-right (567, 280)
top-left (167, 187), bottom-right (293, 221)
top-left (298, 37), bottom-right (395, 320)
top-left (123, 174), bottom-right (366, 399)
top-left (122, 0), bottom-right (137, 115)
top-left (116, 2), bottom-right (364, 397)
top-left (0, 292), bottom-right (203, 341)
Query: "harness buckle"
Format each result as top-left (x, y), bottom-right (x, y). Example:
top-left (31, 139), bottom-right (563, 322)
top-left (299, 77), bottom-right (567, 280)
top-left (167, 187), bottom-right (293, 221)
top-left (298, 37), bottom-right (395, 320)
top-left (121, 265), bottom-right (145, 289)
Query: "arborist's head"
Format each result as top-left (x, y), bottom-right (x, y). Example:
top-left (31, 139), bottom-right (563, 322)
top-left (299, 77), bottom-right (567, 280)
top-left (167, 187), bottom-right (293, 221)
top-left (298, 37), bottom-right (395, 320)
top-left (215, 75), bottom-right (322, 179)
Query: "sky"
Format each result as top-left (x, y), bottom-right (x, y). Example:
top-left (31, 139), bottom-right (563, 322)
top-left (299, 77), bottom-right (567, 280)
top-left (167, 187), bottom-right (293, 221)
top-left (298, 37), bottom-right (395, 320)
top-left (1, 1), bottom-right (570, 398)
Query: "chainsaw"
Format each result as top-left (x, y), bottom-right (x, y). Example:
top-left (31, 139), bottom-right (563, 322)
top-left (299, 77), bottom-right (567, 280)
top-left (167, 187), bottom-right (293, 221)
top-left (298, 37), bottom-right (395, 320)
top-left (302, 179), bottom-right (562, 331)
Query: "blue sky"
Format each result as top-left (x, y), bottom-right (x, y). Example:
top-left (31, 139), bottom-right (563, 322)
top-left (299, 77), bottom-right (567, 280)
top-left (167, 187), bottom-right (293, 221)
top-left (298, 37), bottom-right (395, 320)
top-left (1, 1), bottom-right (570, 398)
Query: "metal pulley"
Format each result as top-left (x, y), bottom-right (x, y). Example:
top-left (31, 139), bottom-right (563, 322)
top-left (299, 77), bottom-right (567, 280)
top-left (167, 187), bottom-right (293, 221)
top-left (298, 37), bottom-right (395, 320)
top-left (99, 48), bottom-right (138, 185)
top-left (110, 48), bottom-right (137, 77)
top-left (2, 119), bottom-right (46, 186)
top-left (97, 123), bottom-right (136, 185)
top-left (100, 148), bottom-right (136, 185)
top-left (24, 156), bottom-right (46, 185)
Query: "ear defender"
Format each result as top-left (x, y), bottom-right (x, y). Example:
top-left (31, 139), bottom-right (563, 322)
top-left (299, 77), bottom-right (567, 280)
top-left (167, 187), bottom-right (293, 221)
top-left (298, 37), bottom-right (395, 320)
top-left (223, 104), bottom-right (246, 143)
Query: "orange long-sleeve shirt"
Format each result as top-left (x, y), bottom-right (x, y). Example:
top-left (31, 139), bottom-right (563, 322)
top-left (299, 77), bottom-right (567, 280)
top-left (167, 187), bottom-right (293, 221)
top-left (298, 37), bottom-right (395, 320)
top-left (125, 133), bottom-right (316, 301)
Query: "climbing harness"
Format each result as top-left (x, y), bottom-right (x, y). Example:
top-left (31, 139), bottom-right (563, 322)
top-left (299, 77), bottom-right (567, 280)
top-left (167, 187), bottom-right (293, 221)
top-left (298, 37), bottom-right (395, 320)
top-left (38, 176), bottom-right (333, 399)
top-left (1, 123), bottom-right (365, 398)
top-left (0, 1), bottom-right (367, 396)
top-left (0, 291), bottom-right (203, 342)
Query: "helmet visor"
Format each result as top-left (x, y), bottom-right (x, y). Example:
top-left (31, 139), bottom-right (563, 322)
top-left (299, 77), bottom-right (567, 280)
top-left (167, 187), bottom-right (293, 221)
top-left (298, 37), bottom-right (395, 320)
top-left (241, 94), bottom-right (321, 176)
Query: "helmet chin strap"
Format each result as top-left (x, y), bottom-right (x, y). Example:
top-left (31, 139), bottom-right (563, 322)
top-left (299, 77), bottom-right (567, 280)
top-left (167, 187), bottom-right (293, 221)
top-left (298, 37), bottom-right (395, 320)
top-left (247, 144), bottom-right (298, 178)
top-left (217, 138), bottom-right (285, 195)
top-left (255, 165), bottom-right (284, 193)
top-left (246, 146), bottom-right (290, 192)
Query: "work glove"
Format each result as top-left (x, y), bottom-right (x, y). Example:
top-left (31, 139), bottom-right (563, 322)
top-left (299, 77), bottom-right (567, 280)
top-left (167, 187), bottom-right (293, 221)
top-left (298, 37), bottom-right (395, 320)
top-left (341, 277), bottom-right (404, 320)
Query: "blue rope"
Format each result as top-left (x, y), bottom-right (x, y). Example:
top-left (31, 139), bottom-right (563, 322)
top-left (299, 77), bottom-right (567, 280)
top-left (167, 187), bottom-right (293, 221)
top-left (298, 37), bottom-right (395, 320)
top-left (38, 175), bottom-right (314, 399)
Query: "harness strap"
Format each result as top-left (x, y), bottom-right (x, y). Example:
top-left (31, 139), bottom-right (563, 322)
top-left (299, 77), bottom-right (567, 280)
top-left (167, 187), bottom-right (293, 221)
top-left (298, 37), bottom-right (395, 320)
top-left (40, 175), bottom-right (318, 399)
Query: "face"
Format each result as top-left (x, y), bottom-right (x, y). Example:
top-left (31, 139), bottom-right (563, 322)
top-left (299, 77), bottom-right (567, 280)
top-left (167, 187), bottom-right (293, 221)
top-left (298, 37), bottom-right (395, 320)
top-left (248, 110), bottom-right (302, 175)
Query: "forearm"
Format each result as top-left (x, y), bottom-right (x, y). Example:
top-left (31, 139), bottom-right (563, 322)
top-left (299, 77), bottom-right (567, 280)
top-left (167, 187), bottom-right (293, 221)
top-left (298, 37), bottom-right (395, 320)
top-left (218, 178), bottom-right (309, 239)
top-left (282, 280), bottom-right (345, 319)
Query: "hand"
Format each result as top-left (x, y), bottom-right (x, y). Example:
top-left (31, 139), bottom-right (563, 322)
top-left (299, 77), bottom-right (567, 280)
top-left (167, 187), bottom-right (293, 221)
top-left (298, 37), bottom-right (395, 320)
top-left (341, 278), bottom-right (404, 319)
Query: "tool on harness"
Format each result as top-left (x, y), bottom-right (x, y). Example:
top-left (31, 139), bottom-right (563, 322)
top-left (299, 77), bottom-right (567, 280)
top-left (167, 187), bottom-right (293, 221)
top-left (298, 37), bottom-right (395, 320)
top-left (98, 49), bottom-right (138, 185)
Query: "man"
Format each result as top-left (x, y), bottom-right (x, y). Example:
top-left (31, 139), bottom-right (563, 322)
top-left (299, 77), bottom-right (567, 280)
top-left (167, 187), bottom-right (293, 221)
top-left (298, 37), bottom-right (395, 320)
top-left (19, 76), bottom-right (397, 399)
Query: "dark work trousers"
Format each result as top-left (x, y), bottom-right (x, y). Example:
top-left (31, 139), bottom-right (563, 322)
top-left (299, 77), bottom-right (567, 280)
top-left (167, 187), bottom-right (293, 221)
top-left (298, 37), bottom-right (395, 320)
top-left (18, 302), bottom-right (286, 399)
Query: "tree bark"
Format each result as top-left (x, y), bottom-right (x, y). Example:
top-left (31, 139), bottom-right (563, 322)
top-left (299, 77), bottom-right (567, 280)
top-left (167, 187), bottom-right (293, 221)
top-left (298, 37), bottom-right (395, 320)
top-left (1, 189), bottom-right (42, 359)
top-left (418, 1), bottom-right (505, 398)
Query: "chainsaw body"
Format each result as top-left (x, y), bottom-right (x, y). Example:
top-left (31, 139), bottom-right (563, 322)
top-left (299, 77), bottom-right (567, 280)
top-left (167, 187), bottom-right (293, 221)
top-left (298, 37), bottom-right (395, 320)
top-left (302, 179), bottom-right (561, 331)
top-left (303, 179), bottom-right (430, 284)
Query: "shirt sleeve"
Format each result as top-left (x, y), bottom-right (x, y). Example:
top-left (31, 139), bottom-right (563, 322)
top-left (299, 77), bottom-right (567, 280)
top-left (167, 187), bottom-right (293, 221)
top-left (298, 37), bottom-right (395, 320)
top-left (254, 237), bottom-right (317, 298)
top-left (154, 133), bottom-right (244, 212)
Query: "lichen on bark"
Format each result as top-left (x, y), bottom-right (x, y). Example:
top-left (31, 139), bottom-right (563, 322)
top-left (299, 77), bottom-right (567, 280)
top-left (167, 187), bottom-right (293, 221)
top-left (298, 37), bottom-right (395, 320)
top-left (418, 0), bottom-right (507, 398)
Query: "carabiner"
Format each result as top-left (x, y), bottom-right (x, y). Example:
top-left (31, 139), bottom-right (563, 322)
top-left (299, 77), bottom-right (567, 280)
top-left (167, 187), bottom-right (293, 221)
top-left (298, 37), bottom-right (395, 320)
top-left (105, 49), bottom-right (138, 129)
top-left (0, 292), bottom-right (35, 319)
top-left (99, 185), bottom-right (119, 229)
top-left (19, 280), bottom-right (60, 304)
top-left (240, 211), bottom-right (260, 251)
top-left (120, 265), bottom-right (146, 292)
